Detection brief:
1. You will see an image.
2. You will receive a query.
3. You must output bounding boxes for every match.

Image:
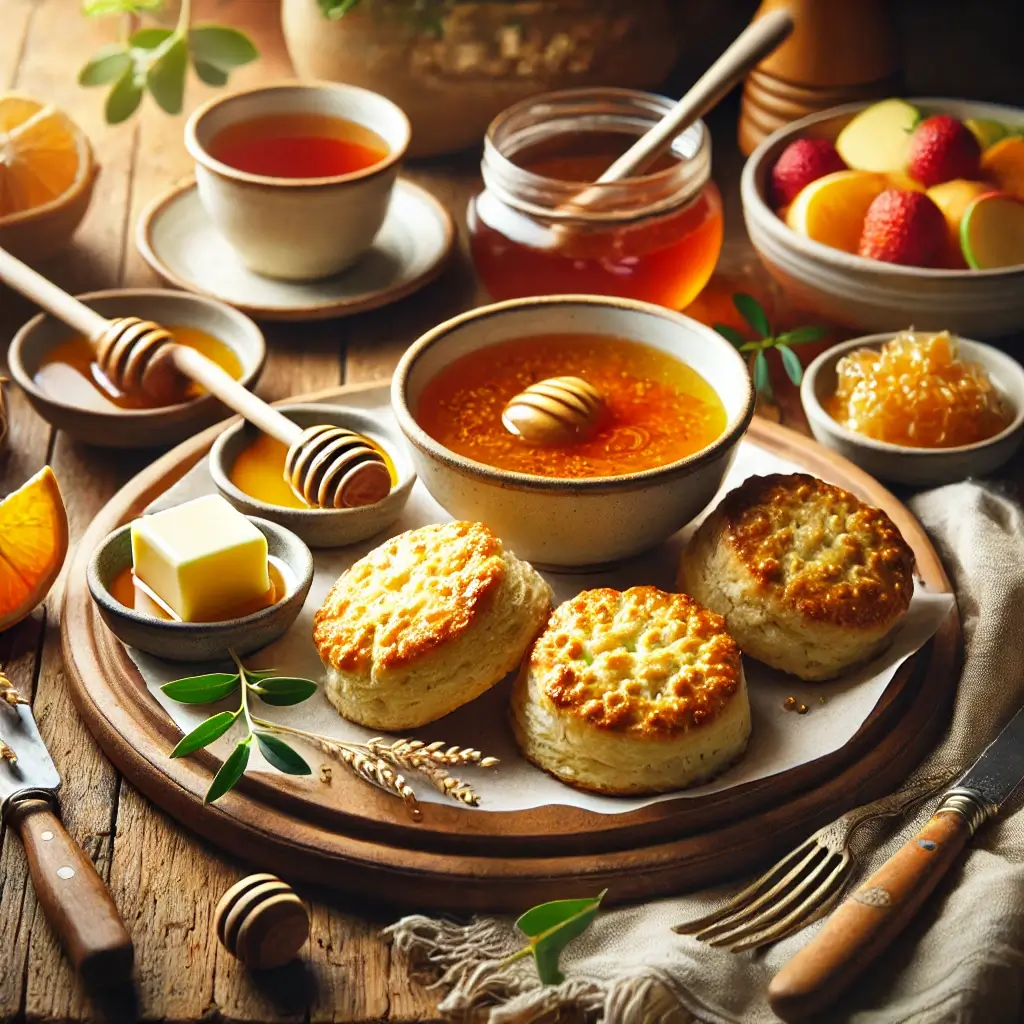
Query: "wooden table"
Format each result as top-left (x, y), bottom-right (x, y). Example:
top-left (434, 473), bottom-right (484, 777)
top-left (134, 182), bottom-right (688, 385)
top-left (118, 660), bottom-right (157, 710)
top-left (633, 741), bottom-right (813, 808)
top-left (0, 2), bottom-right (870, 1022)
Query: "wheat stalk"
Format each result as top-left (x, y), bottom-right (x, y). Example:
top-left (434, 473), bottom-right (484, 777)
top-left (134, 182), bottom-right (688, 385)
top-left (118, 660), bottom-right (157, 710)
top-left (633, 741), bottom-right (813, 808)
top-left (0, 671), bottom-right (28, 708)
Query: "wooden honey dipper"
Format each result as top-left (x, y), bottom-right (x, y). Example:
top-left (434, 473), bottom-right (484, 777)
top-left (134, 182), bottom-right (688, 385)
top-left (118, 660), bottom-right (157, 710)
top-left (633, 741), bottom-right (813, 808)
top-left (503, 376), bottom-right (607, 446)
top-left (0, 248), bottom-right (391, 509)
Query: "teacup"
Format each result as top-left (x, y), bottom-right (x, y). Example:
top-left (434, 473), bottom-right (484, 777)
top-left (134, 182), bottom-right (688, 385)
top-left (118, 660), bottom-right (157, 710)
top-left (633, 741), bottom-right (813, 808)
top-left (185, 82), bottom-right (411, 281)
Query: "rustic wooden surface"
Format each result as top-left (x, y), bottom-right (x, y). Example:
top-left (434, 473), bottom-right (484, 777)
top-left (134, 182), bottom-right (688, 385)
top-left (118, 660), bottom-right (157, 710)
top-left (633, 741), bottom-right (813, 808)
top-left (0, 1), bottom-right (1008, 1022)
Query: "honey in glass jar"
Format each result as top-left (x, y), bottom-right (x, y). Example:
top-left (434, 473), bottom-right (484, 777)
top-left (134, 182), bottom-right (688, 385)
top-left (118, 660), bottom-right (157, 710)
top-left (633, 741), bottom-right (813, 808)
top-left (468, 89), bottom-right (723, 310)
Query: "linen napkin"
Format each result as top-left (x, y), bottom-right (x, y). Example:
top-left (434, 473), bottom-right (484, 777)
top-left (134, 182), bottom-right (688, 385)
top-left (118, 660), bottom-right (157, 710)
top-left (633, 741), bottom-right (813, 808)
top-left (388, 481), bottom-right (1024, 1024)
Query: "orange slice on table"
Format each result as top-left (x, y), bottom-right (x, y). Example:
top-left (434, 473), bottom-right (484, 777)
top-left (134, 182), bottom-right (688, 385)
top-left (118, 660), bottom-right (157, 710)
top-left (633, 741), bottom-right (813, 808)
top-left (0, 92), bottom-right (95, 261)
top-left (785, 170), bottom-right (889, 254)
top-left (0, 467), bottom-right (69, 632)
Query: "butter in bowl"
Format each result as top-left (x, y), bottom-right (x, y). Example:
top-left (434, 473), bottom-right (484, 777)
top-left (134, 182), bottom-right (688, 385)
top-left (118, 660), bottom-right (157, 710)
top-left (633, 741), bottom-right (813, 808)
top-left (88, 495), bottom-right (313, 661)
top-left (801, 329), bottom-right (1024, 486)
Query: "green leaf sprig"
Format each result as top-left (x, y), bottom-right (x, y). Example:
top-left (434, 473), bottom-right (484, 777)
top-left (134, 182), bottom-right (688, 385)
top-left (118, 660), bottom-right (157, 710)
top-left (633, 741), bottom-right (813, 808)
top-left (162, 651), bottom-right (316, 805)
top-left (713, 293), bottom-right (827, 403)
top-left (501, 890), bottom-right (606, 985)
top-left (79, 0), bottom-right (257, 123)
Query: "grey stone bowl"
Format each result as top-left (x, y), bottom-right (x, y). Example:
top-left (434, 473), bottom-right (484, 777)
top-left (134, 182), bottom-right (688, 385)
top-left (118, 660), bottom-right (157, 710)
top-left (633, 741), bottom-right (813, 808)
top-left (87, 516), bottom-right (313, 662)
top-left (209, 402), bottom-right (416, 548)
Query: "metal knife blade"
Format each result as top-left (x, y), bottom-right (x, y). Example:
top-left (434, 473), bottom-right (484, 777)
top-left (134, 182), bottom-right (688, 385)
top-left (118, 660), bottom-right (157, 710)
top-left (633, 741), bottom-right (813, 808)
top-left (0, 703), bottom-right (61, 813)
top-left (951, 701), bottom-right (1024, 817)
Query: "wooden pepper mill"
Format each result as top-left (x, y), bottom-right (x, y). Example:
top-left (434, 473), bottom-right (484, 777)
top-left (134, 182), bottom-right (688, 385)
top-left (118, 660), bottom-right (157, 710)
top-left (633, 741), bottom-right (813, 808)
top-left (738, 0), bottom-right (901, 155)
top-left (214, 873), bottom-right (310, 970)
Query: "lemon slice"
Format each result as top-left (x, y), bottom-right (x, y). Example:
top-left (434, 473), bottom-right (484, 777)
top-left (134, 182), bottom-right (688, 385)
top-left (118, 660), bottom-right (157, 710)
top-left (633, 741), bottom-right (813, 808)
top-left (0, 466), bottom-right (69, 632)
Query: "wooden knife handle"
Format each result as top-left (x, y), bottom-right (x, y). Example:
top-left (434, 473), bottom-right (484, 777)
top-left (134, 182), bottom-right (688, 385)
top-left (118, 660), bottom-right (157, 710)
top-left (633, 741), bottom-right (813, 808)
top-left (768, 809), bottom-right (972, 1022)
top-left (7, 798), bottom-right (134, 988)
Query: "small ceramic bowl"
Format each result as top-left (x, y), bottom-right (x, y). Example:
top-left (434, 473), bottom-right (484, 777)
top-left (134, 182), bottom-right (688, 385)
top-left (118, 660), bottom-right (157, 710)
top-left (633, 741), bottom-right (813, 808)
top-left (741, 98), bottom-right (1024, 338)
top-left (392, 295), bottom-right (755, 570)
top-left (88, 516), bottom-right (313, 662)
top-left (209, 402), bottom-right (416, 548)
top-left (185, 82), bottom-right (411, 281)
top-left (801, 333), bottom-right (1024, 486)
top-left (9, 289), bottom-right (266, 449)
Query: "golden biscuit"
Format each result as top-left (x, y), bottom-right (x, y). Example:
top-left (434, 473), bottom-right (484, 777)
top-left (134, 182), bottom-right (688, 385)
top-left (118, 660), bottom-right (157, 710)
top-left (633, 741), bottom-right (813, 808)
top-left (511, 586), bottom-right (750, 795)
top-left (314, 521), bottom-right (552, 729)
top-left (678, 473), bottom-right (915, 680)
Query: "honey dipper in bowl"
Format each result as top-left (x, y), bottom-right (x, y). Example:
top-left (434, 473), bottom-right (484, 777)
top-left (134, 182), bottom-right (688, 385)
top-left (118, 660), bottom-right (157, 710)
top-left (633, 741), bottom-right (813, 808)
top-left (0, 246), bottom-right (391, 509)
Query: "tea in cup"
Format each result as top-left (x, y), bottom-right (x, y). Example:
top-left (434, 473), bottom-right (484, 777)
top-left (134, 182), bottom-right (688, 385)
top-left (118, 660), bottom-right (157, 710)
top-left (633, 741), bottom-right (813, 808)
top-left (185, 83), bottom-right (411, 281)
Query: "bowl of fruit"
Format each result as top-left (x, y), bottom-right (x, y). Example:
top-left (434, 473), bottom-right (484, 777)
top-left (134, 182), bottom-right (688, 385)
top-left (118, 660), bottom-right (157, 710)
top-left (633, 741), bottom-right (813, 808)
top-left (741, 98), bottom-right (1024, 338)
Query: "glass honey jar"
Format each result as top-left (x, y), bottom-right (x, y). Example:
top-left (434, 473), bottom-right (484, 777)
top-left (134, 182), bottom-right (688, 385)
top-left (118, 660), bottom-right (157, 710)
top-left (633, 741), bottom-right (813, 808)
top-left (468, 88), bottom-right (724, 310)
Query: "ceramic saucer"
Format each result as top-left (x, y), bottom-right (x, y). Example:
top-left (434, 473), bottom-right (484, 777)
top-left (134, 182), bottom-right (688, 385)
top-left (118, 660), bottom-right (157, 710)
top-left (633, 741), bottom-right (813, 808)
top-left (137, 178), bottom-right (455, 321)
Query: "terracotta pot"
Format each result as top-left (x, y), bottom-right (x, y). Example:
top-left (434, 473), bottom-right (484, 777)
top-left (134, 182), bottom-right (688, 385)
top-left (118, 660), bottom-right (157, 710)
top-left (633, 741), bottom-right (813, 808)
top-left (281, 0), bottom-right (681, 158)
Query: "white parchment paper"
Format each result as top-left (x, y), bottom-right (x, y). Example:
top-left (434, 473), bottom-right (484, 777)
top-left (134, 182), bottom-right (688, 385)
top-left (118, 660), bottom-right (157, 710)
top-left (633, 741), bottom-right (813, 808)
top-left (126, 390), bottom-right (954, 814)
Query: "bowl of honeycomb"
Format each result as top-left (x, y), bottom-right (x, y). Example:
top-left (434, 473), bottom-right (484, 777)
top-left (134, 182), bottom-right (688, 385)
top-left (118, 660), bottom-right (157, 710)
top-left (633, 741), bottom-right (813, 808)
top-left (801, 329), bottom-right (1024, 486)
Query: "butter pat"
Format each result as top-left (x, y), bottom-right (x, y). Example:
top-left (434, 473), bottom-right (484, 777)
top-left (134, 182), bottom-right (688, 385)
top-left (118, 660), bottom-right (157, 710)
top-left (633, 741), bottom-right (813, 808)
top-left (130, 495), bottom-right (270, 622)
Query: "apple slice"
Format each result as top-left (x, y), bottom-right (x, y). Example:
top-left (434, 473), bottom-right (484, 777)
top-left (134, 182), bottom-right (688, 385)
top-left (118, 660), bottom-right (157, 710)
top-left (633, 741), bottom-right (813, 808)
top-left (835, 99), bottom-right (921, 173)
top-left (960, 192), bottom-right (1024, 269)
top-left (965, 118), bottom-right (1009, 150)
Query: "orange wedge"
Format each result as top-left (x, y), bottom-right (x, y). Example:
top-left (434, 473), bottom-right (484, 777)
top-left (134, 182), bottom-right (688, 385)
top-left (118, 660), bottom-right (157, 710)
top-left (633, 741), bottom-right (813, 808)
top-left (0, 467), bottom-right (69, 632)
top-left (981, 136), bottom-right (1024, 201)
top-left (0, 92), bottom-right (95, 261)
top-left (785, 170), bottom-right (889, 253)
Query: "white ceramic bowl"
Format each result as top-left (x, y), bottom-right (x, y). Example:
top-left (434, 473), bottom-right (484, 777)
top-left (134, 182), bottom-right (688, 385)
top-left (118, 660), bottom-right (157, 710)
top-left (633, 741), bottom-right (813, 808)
top-left (801, 333), bottom-right (1024, 486)
top-left (391, 295), bottom-right (755, 569)
top-left (741, 98), bottom-right (1024, 339)
top-left (185, 82), bottom-right (411, 281)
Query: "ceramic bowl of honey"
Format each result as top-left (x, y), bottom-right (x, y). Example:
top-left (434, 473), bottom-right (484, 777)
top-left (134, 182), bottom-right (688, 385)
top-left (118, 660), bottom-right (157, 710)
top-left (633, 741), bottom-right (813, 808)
top-left (88, 515), bottom-right (314, 662)
top-left (9, 289), bottom-right (266, 448)
top-left (209, 403), bottom-right (416, 548)
top-left (392, 295), bottom-right (755, 569)
top-left (185, 82), bottom-right (410, 281)
top-left (801, 330), bottom-right (1024, 486)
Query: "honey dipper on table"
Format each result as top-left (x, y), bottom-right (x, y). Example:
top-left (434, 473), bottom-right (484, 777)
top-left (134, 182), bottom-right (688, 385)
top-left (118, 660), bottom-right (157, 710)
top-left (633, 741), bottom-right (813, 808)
top-left (0, 247), bottom-right (390, 509)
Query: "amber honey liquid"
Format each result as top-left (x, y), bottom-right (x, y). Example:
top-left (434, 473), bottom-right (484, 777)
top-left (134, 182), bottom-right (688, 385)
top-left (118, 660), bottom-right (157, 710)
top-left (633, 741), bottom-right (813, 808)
top-left (416, 333), bottom-right (727, 479)
top-left (35, 326), bottom-right (242, 412)
top-left (210, 113), bottom-right (389, 179)
top-left (110, 557), bottom-right (289, 623)
top-left (228, 433), bottom-right (399, 509)
top-left (469, 130), bottom-right (724, 310)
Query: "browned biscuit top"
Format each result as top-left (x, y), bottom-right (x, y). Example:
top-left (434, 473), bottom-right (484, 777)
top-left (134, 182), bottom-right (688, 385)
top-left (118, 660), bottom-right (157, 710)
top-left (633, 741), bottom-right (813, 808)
top-left (528, 586), bottom-right (743, 737)
top-left (313, 521), bottom-right (506, 674)
top-left (718, 473), bottom-right (915, 629)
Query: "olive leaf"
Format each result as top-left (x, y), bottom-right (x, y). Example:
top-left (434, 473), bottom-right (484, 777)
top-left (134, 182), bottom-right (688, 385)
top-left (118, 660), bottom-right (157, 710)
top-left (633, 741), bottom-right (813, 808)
top-left (778, 344), bottom-right (804, 387)
top-left (249, 676), bottom-right (319, 707)
top-left (162, 672), bottom-right (240, 704)
top-left (255, 732), bottom-right (312, 776)
top-left (733, 293), bottom-right (770, 338)
top-left (146, 35), bottom-right (188, 114)
top-left (753, 350), bottom-right (773, 401)
top-left (513, 890), bottom-right (606, 984)
top-left (712, 323), bottom-right (748, 348)
top-left (205, 738), bottom-right (251, 804)
top-left (105, 66), bottom-right (145, 124)
top-left (171, 710), bottom-right (239, 758)
top-left (188, 25), bottom-right (258, 71)
top-left (777, 326), bottom-right (827, 346)
top-left (78, 45), bottom-right (132, 86)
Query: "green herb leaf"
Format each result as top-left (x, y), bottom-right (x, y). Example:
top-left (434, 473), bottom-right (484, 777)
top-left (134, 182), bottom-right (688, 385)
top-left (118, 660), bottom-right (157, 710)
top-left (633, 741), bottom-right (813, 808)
top-left (713, 323), bottom-right (748, 348)
top-left (778, 345), bottom-right (804, 386)
top-left (246, 668), bottom-right (281, 681)
top-left (255, 732), bottom-right (312, 775)
top-left (515, 890), bottom-right (606, 985)
top-left (105, 67), bottom-right (144, 123)
top-left (146, 34), bottom-right (187, 114)
top-left (733, 293), bottom-right (770, 338)
top-left (130, 27), bottom-right (175, 50)
top-left (83, 0), bottom-right (161, 16)
top-left (250, 676), bottom-right (319, 707)
top-left (171, 710), bottom-right (238, 758)
top-left (205, 738), bottom-right (251, 804)
top-left (777, 325), bottom-right (828, 346)
top-left (318, 0), bottom-right (363, 19)
top-left (753, 350), bottom-right (773, 401)
top-left (162, 672), bottom-right (240, 704)
top-left (79, 45), bottom-right (132, 86)
top-left (192, 59), bottom-right (228, 86)
top-left (188, 25), bottom-right (258, 70)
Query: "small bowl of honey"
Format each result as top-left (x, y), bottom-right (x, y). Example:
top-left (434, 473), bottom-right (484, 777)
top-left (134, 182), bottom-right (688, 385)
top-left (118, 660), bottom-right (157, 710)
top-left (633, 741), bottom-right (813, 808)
top-left (392, 294), bottom-right (755, 569)
top-left (185, 82), bottom-right (410, 281)
top-left (9, 289), bottom-right (266, 448)
top-left (88, 507), bottom-right (314, 662)
top-left (209, 403), bottom-right (416, 549)
top-left (801, 329), bottom-right (1024, 486)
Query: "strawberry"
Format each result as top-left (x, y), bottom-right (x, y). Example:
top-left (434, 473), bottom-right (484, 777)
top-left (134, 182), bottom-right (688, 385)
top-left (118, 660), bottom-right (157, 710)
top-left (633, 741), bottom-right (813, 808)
top-left (770, 138), bottom-right (847, 208)
top-left (857, 189), bottom-right (946, 266)
top-left (907, 115), bottom-right (981, 187)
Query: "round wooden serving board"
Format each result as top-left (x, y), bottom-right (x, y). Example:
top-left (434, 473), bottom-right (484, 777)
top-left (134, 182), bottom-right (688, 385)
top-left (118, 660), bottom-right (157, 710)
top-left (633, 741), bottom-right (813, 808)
top-left (61, 382), bottom-right (961, 912)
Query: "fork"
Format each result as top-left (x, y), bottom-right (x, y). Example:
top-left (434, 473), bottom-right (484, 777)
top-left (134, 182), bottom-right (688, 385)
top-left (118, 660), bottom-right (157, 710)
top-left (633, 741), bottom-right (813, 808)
top-left (672, 772), bottom-right (953, 952)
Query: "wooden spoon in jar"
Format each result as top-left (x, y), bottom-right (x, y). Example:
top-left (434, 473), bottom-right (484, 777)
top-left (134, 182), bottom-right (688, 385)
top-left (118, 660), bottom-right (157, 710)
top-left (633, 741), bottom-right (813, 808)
top-left (0, 247), bottom-right (391, 509)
